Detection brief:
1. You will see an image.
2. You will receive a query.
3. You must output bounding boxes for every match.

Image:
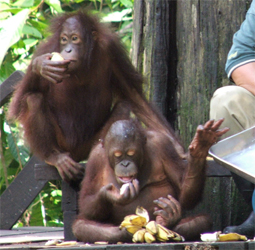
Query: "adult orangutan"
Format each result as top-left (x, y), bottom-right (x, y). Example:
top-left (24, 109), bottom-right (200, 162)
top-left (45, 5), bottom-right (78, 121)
top-left (72, 106), bottom-right (229, 243)
top-left (7, 10), bottom-right (184, 182)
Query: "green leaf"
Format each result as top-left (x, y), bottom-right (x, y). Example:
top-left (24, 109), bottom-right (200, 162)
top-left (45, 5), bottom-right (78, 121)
top-left (120, 0), bottom-right (133, 8)
top-left (12, 0), bottom-right (34, 8)
top-left (0, 9), bottom-right (30, 66)
top-left (0, 62), bottom-right (15, 84)
top-left (7, 133), bottom-right (30, 166)
top-left (51, 189), bottom-right (62, 197)
top-left (102, 9), bottom-right (132, 22)
top-left (28, 19), bottom-right (49, 37)
top-left (44, 0), bottom-right (64, 13)
top-left (22, 24), bottom-right (42, 38)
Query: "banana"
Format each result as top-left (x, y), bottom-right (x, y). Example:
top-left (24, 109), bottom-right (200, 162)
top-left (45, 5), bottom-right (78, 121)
top-left (172, 232), bottom-right (185, 242)
top-left (218, 233), bottom-right (247, 242)
top-left (125, 224), bottom-right (142, 234)
top-left (135, 206), bottom-right (150, 223)
top-left (145, 221), bottom-right (158, 235)
top-left (130, 215), bottom-right (147, 227)
top-left (119, 206), bottom-right (185, 243)
top-left (119, 214), bottom-right (137, 228)
top-left (156, 226), bottom-right (169, 241)
top-left (132, 229), bottom-right (146, 243)
top-left (51, 52), bottom-right (64, 61)
top-left (144, 231), bottom-right (156, 243)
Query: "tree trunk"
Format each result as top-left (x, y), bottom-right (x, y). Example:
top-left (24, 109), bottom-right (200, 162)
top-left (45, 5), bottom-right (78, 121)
top-left (176, 0), bottom-right (250, 148)
top-left (132, 0), bottom-right (178, 128)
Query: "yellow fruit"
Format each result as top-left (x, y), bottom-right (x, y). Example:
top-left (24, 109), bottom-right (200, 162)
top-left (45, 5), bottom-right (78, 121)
top-left (119, 220), bottom-right (132, 229)
top-left (218, 233), bottom-right (247, 242)
top-left (125, 225), bottom-right (142, 234)
top-left (144, 231), bottom-right (156, 243)
top-left (130, 215), bottom-right (147, 227)
top-left (51, 52), bottom-right (64, 61)
top-left (145, 221), bottom-right (158, 235)
top-left (156, 225), bottom-right (170, 241)
top-left (172, 232), bottom-right (184, 242)
top-left (135, 206), bottom-right (150, 223)
top-left (132, 229), bottom-right (146, 243)
top-left (119, 214), bottom-right (137, 228)
top-left (123, 214), bottom-right (138, 221)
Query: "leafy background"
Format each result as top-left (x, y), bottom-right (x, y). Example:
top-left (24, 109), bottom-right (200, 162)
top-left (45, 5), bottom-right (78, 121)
top-left (0, 0), bottom-right (133, 227)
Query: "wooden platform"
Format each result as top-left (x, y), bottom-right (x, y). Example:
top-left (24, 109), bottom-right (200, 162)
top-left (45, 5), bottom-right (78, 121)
top-left (0, 227), bottom-right (254, 250)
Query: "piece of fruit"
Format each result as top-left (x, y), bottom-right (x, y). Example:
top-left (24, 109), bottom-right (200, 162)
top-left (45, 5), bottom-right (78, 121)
top-left (218, 233), bottom-right (247, 242)
top-left (120, 183), bottom-right (129, 195)
top-left (51, 52), bottom-right (64, 61)
top-left (135, 206), bottom-right (150, 223)
top-left (200, 231), bottom-right (220, 242)
top-left (156, 224), bottom-right (171, 241)
top-left (144, 231), bottom-right (156, 243)
top-left (130, 215), bottom-right (147, 227)
top-left (132, 228), bottom-right (146, 243)
top-left (125, 224), bottom-right (142, 234)
top-left (145, 221), bottom-right (158, 235)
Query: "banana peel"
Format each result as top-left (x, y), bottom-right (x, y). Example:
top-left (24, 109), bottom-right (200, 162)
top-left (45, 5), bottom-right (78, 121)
top-left (201, 231), bottom-right (247, 242)
top-left (219, 233), bottom-right (247, 242)
top-left (136, 206), bottom-right (150, 223)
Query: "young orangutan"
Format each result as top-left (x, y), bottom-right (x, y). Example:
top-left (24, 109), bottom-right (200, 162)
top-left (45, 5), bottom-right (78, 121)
top-left (72, 106), bottom-right (228, 243)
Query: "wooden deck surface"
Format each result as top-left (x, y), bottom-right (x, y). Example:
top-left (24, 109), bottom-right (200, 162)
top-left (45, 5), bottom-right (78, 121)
top-left (0, 227), bottom-right (254, 250)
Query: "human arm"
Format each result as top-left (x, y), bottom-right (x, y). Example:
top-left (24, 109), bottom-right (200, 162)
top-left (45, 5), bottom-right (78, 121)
top-left (225, 0), bottom-right (255, 96)
top-left (231, 62), bottom-right (255, 95)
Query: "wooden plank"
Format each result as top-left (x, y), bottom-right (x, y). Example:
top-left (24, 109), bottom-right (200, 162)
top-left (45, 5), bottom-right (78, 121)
top-left (0, 71), bottom-right (24, 107)
top-left (249, 241), bottom-right (255, 250)
top-left (0, 227), bottom-right (63, 237)
top-left (63, 211), bottom-right (77, 241)
top-left (0, 231), bottom-right (63, 244)
top-left (34, 164), bottom-right (61, 181)
top-left (61, 182), bottom-right (79, 241)
top-left (0, 156), bottom-right (46, 229)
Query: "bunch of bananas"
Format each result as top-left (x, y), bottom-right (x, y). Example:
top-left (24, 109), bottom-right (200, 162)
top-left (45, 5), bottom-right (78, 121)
top-left (119, 206), bottom-right (184, 243)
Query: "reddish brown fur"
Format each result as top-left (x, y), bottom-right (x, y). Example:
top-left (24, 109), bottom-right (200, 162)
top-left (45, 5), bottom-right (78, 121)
top-left (8, 10), bottom-right (183, 180)
top-left (72, 105), bottom-right (223, 243)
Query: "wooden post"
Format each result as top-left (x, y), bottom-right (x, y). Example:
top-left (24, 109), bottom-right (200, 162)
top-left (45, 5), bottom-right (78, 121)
top-left (131, 0), bottom-right (252, 231)
top-left (176, 0), bottom-right (251, 147)
top-left (132, 0), bottom-right (178, 128)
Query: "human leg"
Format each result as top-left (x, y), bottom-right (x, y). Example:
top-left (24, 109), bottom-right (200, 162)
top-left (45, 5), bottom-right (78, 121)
top-left (210, 85), bottom-right (255, 238)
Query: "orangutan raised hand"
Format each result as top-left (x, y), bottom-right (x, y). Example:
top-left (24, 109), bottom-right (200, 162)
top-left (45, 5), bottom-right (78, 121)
top-left (188, 118), bottom-right (229, 159)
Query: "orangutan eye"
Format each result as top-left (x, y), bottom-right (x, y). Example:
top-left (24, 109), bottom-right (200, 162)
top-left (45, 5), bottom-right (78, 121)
top-left (60, 35), bottom-right (68, 44)
top-left (72, 35), bottom-right (81, 43)
top-left (127, 150), bottom-right (135, 156)
top-left (114, 151), bottom-right (122, 157)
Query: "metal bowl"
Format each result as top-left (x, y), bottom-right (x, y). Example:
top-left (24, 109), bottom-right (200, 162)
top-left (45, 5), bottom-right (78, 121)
top-left (209, 126), bottom-right (255, 184)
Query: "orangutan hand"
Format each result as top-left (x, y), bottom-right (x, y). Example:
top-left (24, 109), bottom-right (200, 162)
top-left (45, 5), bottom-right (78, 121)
top-left (188, 118), bottom-right (229, 158)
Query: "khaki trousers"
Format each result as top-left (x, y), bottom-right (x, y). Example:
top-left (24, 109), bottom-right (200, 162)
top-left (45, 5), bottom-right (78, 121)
top-left (210, 85), bottom-right (255, 203)
top-left (210, 85), bottom-right (255, 139)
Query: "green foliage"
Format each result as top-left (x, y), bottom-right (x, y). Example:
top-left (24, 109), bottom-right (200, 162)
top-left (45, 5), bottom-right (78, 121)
top-left (0, 0), bottom-right (134, 228)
